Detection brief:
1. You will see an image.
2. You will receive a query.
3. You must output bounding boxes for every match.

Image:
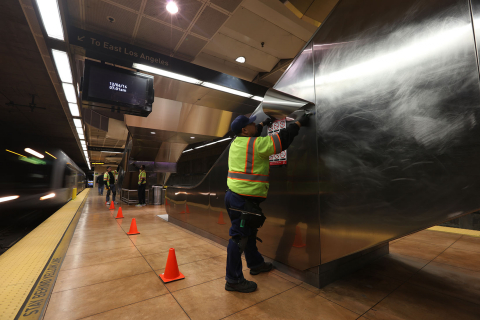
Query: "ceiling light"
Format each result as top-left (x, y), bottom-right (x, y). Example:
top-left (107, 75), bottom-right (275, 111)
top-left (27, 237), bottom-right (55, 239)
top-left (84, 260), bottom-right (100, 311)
top-left (100, 151), bottom-right (123, 154)
top-left (78, 133), bottom-right (85, 139)
top-left (80, 140), bottom-right (86, 145)
top-left (252, 96), bottom-right (264, 101)
top-left (73, 119), bottom-right (82, 128)
top-left (133, 63), bottom-right (202, 84)
top-left (182, 149), bottom-right (193, 153)
top-left (36, 0), bottom-right (64, 40)
top-left (68, 103), bottom-right (80, 117)
top-left (45, 151), bottom-right (57, 159)
top-left (76, 126), bottom-right (83, 136)
top-left (84, 150), bottom-right (89, 158)
top-left (51, 50), bottom-right (72, 83)
top-left (201, 82), bottom-right (252, 98)
top-left (151, 132), bottom-right (156, 134)
top-left (25, 148), bottom-right (44, 158)
top-left (40, 193), bottom-right (56, 200)
top-left (166, 2), bottom-right (178, 14)
top-left (62, 83), bottom-right (77, 103)
top-left (0, 195), bottom-right (20, 203)
top-left (236, 56), bottom-right (246, 63)
top-left (190, 137), bottom-right (195, 139)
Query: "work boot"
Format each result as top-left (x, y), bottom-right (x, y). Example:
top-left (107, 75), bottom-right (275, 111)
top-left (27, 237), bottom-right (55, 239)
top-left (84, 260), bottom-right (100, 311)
top-left (106, 201), bottom-right (110, 205)
top-left (225, 279), bottom-right (257, 293)
top-left (135, 204), bottom-right (142, 207)
top-left (250, 262), bottom-right (273, 275)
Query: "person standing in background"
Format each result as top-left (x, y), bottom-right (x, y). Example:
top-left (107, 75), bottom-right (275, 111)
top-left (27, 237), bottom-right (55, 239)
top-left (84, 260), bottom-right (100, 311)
top-left (136, 165), bottom-right (147, 207)
top-left (96, 174), bottom-right (104, 195)
top-left (104, 166), bottom-right (117, 205)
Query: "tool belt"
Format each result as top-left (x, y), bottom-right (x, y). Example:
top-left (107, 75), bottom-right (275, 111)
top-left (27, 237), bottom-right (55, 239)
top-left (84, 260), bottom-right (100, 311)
top-left (227, 189), bottom-right (266, 229)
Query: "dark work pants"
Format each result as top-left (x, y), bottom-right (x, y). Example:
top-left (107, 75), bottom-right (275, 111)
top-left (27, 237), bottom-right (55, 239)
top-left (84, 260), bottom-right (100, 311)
top-left (138, 184), bottom-right (146, 205)
top-left (98, 184), bottom-right (104, 195)
top-left (106, 185), bottom-right (116, 202)
top-left (224, 191), bottom-right (264, 283)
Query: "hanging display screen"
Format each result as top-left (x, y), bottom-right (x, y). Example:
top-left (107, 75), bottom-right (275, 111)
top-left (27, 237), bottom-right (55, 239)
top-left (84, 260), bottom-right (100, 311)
top-left (82, 60), bottom-right (154, 116)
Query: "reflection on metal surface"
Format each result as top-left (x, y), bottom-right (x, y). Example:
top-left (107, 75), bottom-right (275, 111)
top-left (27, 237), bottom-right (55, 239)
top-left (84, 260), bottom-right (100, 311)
top-left (255, 88), bottom-right (313, 120)
top-left (165, 0), bottom-right (480, 277)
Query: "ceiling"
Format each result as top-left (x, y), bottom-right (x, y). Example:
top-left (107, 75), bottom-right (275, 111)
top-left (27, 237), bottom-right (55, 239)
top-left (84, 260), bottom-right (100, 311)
top-left (0, 0), bottom-right (85, 168)
top-left (65, 0), bottom-right (321, 86)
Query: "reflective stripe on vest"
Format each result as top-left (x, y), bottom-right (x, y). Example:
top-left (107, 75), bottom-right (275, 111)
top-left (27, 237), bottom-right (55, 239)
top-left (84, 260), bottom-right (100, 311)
top-left (244, 138), bottom-right (256, 173)
top-left (228, 171), bottom-right (269, 183)
top-left (271, 134), bottom-right (282, 154)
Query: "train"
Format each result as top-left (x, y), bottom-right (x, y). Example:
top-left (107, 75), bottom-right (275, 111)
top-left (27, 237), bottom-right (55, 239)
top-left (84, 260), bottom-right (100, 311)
top-left (0, 145), bottom-right (86, 217)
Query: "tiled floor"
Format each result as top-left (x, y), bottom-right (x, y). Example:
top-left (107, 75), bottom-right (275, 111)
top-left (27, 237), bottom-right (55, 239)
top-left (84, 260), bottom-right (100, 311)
top-left (44, 193), bottom-right (480, 319)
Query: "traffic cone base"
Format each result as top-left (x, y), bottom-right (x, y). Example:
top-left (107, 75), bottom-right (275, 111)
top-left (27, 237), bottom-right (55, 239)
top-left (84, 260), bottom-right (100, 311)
top-left (292, 225), bottom-right (306, 248)
top-left (159, 248), bottom-right (185, 283)
top-left (179, 211), bottom-right (185, 214)
top-left (217, 211), bottom-right (226, 225)
top-left (115, 207), bottom-right (124, 219)
top-left (159, 271), bottom-right (185, 283)
top-left (127, 218), bottom-right (140, 235)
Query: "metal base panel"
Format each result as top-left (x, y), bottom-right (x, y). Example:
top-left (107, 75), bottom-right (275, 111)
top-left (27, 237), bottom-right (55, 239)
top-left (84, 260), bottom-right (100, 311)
top-left (167, 214), bottom-right (388, 288)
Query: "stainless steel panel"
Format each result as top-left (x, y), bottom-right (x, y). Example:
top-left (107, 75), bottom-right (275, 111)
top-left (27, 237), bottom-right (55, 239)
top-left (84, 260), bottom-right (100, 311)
top-left (312, 0), bottom-right (480, 263)
top-left (257, 88), bottom-right (313, 120)
top-left (166, 0), bottom-right (480, 274)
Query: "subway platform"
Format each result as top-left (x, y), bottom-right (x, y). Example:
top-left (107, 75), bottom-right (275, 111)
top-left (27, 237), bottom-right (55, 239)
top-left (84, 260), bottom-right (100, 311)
top-left (1, 191), bottom-right (479, 320)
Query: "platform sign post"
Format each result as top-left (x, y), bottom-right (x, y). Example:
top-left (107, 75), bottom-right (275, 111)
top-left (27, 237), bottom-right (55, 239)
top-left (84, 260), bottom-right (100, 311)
top-left (268, 119), bottom-right (287, 166)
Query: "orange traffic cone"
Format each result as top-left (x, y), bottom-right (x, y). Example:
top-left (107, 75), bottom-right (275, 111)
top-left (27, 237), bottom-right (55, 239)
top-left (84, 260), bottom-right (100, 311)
top-left (127, 218), bottom-right (140, 235)
top-left (109, 201), bottom-right (115, 210)
top-left (159, 248), bottom-right (185, 283)
top-left (185, 204), bottom-right (190, 213)
top-left (165, 199), bottom-right (169, 206)
top-left (115, 207), bottom-right (124, 219)
top-left (217, 211), bottom-right (226, 225)
top-left (292, 226), bottom-right (306, 248)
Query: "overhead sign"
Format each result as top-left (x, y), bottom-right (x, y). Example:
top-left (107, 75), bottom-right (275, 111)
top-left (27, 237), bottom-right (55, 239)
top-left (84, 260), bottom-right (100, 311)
top-left (69, 27), bottom-right (171, 69)
top-left (68, 27), bottom-right (267, 97)
top-left (268, 119), bottom-right (287, 166)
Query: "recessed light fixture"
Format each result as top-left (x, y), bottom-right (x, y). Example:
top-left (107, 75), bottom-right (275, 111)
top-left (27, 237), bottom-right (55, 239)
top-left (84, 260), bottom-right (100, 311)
top-left (190, 137), bottom-right (195, 139)
top-left (62, 83), bottom-right (77, 103)
top-left (166, 1), bottom-right (178, 14)
top-left (133, 63), bottom-right (202, 85)
top-left (151, 132), bottom-right (156, 134)
top-left (235, 56), bottom-right (246, 63)
top-left (73, 119), bottom-right (83, 128)
top-left (0, 195), bottom-right (19, 203)
top-left (36, 0), bottom-right (64, 40)
top-left (68, 103), bottom-right (80, 117)
top-left (51, 50), bottom-right (73, 83)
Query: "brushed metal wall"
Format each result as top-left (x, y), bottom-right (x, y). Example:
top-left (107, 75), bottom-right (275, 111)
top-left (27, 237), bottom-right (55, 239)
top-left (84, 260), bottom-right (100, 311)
top-left (166, 0), bottom-right (480, 270)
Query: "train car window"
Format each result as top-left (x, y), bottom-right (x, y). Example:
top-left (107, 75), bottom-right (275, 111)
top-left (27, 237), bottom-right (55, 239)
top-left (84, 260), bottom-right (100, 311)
top-left (1, 151), bottom-right (53, 190)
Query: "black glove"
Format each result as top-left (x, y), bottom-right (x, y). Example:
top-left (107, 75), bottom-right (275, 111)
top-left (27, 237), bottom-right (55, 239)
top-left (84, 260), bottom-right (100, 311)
top-left (297, 113), bottom-right (311, 127)
top-left (262, 117), bottom-right (273, 127)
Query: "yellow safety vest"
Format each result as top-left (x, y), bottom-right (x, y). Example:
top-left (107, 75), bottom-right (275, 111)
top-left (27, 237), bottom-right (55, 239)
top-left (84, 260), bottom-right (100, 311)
top-left (138, 170), bottom-right (146, 185)
top-left (227, 134), bottom-right (282, 198)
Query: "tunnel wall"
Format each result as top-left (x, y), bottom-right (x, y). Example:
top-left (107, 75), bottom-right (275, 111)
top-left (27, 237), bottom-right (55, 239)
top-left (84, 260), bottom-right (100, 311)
top-left (166, 0), bottom-right (480, 271)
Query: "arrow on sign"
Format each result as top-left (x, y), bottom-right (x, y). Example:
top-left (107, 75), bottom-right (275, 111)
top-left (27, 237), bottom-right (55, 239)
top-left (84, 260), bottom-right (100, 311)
top-left (77, 35), bottom-right (85, 41)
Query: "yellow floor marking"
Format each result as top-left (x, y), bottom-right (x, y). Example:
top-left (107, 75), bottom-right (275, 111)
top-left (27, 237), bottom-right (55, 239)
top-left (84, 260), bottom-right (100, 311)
top-left (428, 225), bottom-right (480, 238)
top-left (0, 189), bottom-right (89, 320)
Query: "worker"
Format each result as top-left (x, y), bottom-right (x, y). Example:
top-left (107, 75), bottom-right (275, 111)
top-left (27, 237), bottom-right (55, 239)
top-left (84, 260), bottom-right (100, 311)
top-left (224, 112), bottom-right (311, 293)
top-left (104, 166), bottom-right (117, 205)
top-left (136, 165), bottom-right (147, 207)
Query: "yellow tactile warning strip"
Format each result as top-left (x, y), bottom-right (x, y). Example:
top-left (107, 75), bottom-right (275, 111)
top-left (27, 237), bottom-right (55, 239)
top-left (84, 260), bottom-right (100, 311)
top-left (0, 189), bottom-right (89, 320)
top-left (428, 225), bottom-right (480, 237)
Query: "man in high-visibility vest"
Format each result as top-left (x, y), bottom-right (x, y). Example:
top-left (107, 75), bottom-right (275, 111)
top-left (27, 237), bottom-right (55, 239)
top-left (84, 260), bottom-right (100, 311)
top-left (104, 166), bottom-right (117, 205)
top-left (224, 113), bottom-right (310, 293)
top-left (136, 165), bottom-right (147, 207)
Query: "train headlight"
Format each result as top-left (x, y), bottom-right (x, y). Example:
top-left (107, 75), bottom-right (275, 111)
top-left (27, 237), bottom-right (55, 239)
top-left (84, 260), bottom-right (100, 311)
top-left (40, 193), bottom-right (56, 200)
top-left (0, 195), bottom-right (19, 203)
